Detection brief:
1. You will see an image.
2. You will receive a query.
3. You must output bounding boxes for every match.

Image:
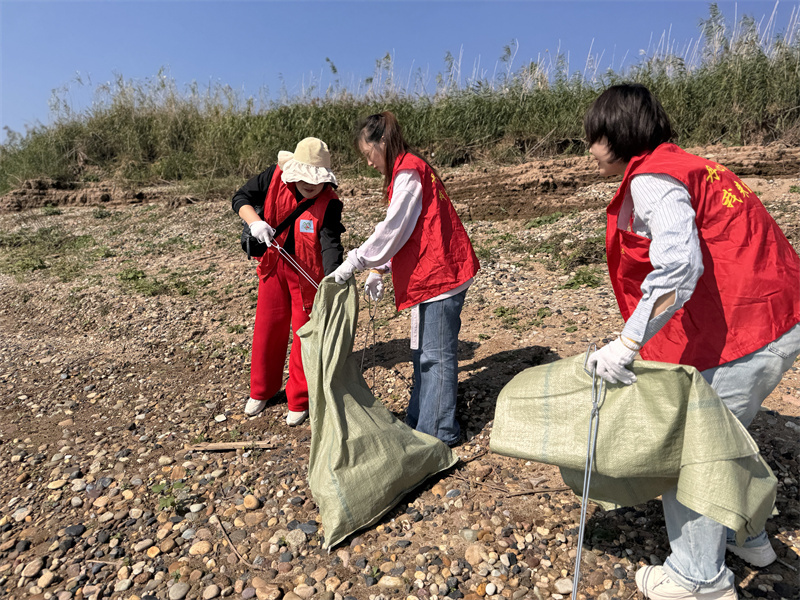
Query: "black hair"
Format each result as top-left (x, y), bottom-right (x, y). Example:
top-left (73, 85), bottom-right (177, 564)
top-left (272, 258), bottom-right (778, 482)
top-left (356, 111), bottom-right (410, 196)
top-left (583, 83), bottom-right (674, 163)
top-left (356, 111), bottom-right (442, 202)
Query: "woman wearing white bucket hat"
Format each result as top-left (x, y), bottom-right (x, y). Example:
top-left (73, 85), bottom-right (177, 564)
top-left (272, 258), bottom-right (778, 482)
top-left (232, 137), bottom-right (344, 426)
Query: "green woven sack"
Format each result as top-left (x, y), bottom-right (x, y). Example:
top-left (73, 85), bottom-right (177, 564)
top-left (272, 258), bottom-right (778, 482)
top-left (490, 353), bottom-right (776, 543)
top-left (298, 277), bottom-right (457, 549)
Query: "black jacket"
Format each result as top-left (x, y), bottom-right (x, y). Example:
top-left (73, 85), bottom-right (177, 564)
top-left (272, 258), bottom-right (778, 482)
top-left (232, 166), bottom-right (345, 275)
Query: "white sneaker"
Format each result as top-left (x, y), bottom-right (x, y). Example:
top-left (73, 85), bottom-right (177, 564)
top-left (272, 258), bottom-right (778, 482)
top-left (726, 538), bottom-right (777, 567)
top-left (635, 566), bottom-right (737, 600)
top-left (286, 410), bottom-right (308, 426)
top-left (244, 397), bottom-right (266, 416)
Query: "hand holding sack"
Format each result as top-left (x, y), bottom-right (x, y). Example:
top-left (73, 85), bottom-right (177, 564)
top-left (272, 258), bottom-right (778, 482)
top-left (333, 258), bottom-right (358, 284)
top-left (587, 337), bottom-right (639, 385)
top-left (249, 221), bottom-right (275, 246)
top-left (364, 271), bottom-right (384, 300)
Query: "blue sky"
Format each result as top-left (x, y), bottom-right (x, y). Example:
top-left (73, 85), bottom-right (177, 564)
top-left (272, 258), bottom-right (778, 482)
top-left (1, 1), bottom-right (798, 142)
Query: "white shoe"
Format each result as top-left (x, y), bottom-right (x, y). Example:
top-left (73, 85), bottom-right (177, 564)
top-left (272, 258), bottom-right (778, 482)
top-left (726, 538), bottom-right (777, 567)
top-left (635, 566), bottom-right (737, 600)
top-left (286, 410), bottom-right (308, 426)
top-left (244, 397), bottom-right (266, 416)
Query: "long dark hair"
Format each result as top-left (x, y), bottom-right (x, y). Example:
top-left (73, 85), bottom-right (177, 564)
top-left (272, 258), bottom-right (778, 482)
top-left (356, 111), bottom-right (440, 201)
top-left (583, 83), bottom-right (674, 163)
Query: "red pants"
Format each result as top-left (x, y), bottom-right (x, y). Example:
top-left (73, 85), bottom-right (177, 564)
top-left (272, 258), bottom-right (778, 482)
top-left (250, 259), bottom-right (311, 412)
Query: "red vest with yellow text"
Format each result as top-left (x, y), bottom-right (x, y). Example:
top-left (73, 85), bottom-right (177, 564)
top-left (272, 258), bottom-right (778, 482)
top-left (257, 166), bottom-right (339, 312)
top-left (388, 153), bottom-right (480, 310)
top-left (607, 143), bottom-right (800, 370)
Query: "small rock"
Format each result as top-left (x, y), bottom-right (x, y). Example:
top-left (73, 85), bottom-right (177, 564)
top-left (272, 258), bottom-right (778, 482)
top-left (293, 584), bottom-right (315, 599)
top-left (243, 495), bottom-right (260, 510)
top-left (189, 541), bottom-right (213, 556)
top-left (460, 529), bottom-right (478, 543)
top-left (169, 582), bottom-right (191, 600)
top-left (12, 507), bottom-right (31, 522)
top-left (298, 521), bottom-right (317, 535)
top-left (256, 586), bottom-right (282, 600)
top-left (553, 578), bottom-right (573, 594)
top-left (22, 558), bottom-right (44, 578)
top-left (464, 543), bottom-right (485, 566)
top-left (37, 570), bottom-right (56, 589)
top-left (378, 575), bottom-right (405, 589)
top-left (285, 529), bottom-right (306, 551)
top-left (134, 539), bottom-right (154, 552)
top-left (65, 524), bottom-right (86, 537)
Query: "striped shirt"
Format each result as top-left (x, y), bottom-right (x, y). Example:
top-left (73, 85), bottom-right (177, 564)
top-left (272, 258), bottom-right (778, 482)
top-left (619, 173), bottom-right (705, 345)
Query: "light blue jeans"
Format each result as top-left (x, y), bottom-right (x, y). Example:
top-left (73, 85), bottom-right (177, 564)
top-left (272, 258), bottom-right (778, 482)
top-left (662, 322), bottom-right (800, 592)
top-left (405, 290), bottom-right (466, 446)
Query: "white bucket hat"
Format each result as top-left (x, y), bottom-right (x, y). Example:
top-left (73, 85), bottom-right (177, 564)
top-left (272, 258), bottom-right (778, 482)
top-left (278, 137), bottom-right (338, 186)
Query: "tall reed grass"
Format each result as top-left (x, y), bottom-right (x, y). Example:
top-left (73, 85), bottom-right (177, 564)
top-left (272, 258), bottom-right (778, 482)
top-left (1, 4), bottom-right (799, 196)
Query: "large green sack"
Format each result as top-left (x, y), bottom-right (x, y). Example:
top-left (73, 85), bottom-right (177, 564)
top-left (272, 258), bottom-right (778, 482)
top-left (298, 277), bottom-right (457, 549)
top-left (490, 353), bottom-right (776, 544)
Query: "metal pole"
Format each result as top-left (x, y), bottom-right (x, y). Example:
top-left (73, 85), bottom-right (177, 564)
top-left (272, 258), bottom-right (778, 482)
top-left (270, 240), bottom-right (319, 289)
top-left (574, 346), bottom-right (606, 599)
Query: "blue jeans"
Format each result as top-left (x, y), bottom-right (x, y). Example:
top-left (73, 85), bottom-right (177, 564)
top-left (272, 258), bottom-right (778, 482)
top-left (662, 322), bottom-right (800, 592)
top-left (405, 290), bottom-right (466, 446)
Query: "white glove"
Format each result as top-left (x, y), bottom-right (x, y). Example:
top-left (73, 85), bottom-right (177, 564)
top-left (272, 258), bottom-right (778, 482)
top-left (333, 258), bottom-right (357, 284)
top-left (364, 271), bottom-right (384, 301)
top-left (249, 221), bottom-right (275, 246)
top-left (586, 337), bottom-right (638, 385)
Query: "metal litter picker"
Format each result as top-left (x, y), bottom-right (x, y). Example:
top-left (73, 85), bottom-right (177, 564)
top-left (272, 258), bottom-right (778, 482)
top-left (573, 345), bottom-right (606, 598)
top-left (270, 239), bottom-right (319, 290)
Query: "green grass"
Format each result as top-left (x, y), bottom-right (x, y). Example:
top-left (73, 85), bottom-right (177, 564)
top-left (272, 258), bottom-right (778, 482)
top-left (92, 207), bottom-right (114, 219)
top-left (530, 232), bottom-right (606, 272)
top-left (526, 212), bottom-right (564, 229)
top-left (116, 265), bottom-right (212, 297)
top-left (561, 267), bottom-right (603, 289)
top-left (1, 6), bottom-right (799, 195)
top-left (0, 225), bottom-right (108, 281)
top-left (493, 306), bottom-right (520, 328)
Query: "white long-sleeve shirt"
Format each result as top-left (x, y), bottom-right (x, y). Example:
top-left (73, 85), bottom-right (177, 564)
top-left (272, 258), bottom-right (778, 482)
top-left (620, 173), bottom-right (705, 344)
top-left (347, 170), bottom-right (423, 270)
top-left (347, 169), bottom-right (472, 305)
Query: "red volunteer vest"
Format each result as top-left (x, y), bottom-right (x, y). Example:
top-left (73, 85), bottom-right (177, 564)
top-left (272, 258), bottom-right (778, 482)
top-left (388, 153), bottom-right (480, 310)
top-left (256, 166), bottom-right (339, 312)
top-left (607, 143), bottom-right (800, 371)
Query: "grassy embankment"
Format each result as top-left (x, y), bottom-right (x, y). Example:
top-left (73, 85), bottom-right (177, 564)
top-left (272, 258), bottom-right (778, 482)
top-left (1, 5), bottom-right (799, 198)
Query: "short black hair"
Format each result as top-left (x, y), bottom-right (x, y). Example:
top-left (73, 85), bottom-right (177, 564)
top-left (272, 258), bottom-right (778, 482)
top-left (583, 83), bottom-right (674, 163)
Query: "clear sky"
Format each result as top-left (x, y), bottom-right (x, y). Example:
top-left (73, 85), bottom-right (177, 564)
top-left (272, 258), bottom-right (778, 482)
top-left (1, 0), bottom-right (798, 142)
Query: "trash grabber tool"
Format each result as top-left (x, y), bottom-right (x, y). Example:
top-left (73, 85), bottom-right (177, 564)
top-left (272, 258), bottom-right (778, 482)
top-left (573, 345), bottom-right (606, 598)
top-left (270, 240), bottom-right (319, 290)
top-left (360, 291), bottom-right (380, 388)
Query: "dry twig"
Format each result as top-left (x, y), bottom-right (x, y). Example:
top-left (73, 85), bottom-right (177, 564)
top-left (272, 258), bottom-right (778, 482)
top-left (186, 441), bottom-right (275, 452)
top-left (507, 486), bottom-right (571, 497)
top-left (210, 515), bottom-right (254, 568)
